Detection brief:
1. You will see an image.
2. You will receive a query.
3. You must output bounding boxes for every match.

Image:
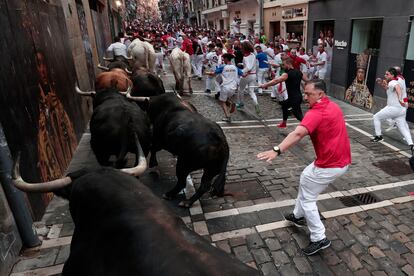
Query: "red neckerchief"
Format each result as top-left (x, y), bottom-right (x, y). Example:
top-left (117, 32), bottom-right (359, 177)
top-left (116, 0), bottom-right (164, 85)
top-left (243, 52), bottom-right (251, 57)
top-left (398, 74), bottom-right (405, 80)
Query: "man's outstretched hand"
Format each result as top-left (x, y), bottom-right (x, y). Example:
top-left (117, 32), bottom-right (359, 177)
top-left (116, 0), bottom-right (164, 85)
top-left (257, 150), bottom-right (278, 163)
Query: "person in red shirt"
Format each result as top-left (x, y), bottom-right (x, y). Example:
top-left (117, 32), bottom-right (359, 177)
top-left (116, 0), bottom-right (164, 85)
top-left (257, 79), bottom-right (351, 256)
top-left (288, 48), bottom-right (307, 71)
top-left (181, 34), bottom-right (194, 56)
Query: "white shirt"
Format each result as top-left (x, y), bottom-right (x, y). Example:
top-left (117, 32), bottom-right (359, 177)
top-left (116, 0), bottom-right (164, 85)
top-left (397, 76), bottom-right (407, 99)
top-left (107, 42), bottom-right (128, 58)
top-left (316, 51), bottom-right (327, 72)
top-left (265, 47), bottom-right (275, 59)
top-left (387, 80), bottom-right (403, 107)
top-left (243, 53), bottom-right (257, 75)
top-left (273, 53), bottom-right (282, 76)
top-left (205, 51), bottom-right (219, 71)
top-left (299, 54), bottom-right (310, 73)
top-left (217, 64), bottom-right (241, 90)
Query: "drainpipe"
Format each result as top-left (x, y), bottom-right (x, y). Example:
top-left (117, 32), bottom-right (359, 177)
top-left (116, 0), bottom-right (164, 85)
top-left (259, 0), bottom-right (264, 34)
top-left (0, 123), bottom-right (40, 247)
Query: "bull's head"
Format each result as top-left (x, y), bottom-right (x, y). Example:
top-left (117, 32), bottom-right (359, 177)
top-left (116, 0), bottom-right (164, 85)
top-left (12, 142), bottom-right (147, 194)
top-left (75, 84), bottom-right (131, 96)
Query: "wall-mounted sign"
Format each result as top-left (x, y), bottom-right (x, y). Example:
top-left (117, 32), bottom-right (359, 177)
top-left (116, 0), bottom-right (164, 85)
top-left (335, 40), bottom-right (348, 49)
top-left (282, 8), bottom-right (306, 19)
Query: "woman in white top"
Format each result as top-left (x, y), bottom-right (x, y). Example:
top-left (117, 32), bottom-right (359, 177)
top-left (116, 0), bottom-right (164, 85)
top-left (238, 41), bottom-right (260, 114)
top-left (371, 67), bottom-right (413, 148)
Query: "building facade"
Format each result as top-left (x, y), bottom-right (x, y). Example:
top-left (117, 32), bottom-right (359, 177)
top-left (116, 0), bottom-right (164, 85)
top-left (263, 0), bottom-right (308, 46)
top-left (308, 0), bottom-right (414, 120)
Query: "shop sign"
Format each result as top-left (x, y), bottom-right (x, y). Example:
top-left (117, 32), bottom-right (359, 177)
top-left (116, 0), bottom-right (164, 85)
top-left (335, 40), bottom-right (348, 49)
top-left (282, 8), bottom-right (306, 19)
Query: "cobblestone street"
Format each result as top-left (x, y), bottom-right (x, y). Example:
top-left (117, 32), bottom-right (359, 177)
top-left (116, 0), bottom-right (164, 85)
top-left (9, 61), bottom-right (414, 276)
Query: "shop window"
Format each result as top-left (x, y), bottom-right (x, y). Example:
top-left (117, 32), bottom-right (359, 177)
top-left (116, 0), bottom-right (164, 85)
top-left (406, 19), bottom-right (414, 60)
top-left (351, 19), bottom-right (383, 56)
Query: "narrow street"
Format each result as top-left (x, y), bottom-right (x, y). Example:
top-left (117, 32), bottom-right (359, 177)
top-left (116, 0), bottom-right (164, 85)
top-left (9, 59), bottom-right (414, 276)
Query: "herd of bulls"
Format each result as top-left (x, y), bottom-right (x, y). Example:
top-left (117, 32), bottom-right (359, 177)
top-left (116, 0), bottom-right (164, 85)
top-left (12, 38), bottom-right (259, 275)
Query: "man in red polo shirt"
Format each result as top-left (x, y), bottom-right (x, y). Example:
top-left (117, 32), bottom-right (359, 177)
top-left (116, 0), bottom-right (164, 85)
top-left (257, 79), bottom-right (351, 256)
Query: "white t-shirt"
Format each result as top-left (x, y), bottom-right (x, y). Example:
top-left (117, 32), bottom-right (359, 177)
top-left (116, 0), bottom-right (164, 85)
top-left (299, 54), bottom-right (310, 73)
top-left (316, 51), bottom-right (327, 73)
top-left (265, 47), bottom-right (275, 59)
top-left (107, 42), bottom-right (128, 58)
top-left (243, 53), bottom-right (257, 75)
top-left (273, 53), bottom-right (282, 76)
top-left (216, 64), bottom-right (241, 90)
top-left (205, 51), bottom-right (219, 71)
top-left (397, 76), bottom-right (407, 99)
top-left (387, 80), bottom-right (403, 107)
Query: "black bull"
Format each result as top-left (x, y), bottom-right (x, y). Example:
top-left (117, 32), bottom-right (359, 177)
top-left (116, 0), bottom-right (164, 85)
top-left (24, 168), bottom-right (260, 275)
top-left (90, 87), bottom-right (151, 168)
top-left (143, 93), bottom-right (229, 208)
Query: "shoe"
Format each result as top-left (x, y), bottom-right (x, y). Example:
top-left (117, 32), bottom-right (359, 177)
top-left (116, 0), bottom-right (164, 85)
top-left (277, 122), bottom-right (287, 128)
top-left (302, 238), bottom-right (331, 256)
top-left (205, 89), bottom-right (211, 94)
top-left (222, 117), bottom-right (231, 123)
top-left (229, 103), bottom-right (236, 114)
top-left (255, 105), bottom-right (261, 114)
top-left (410, 144), bottom-right (414, 153)
top-left (271, 97), bottom-right (277, 102)
top-left (284, 213), bottom-right (306, 227)
top-left (236, 103), bottom-right (244, 110)
top-left (215, 93), bottom-right (220, 100)
top-left (198, 76), bottom-right (202, 80)
top-left (371, 135), bottom-right (383, 142)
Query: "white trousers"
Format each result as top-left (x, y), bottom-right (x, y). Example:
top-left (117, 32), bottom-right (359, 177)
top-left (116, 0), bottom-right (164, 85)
top-left (373, 106), bottom-right (413, 145)
top-left (257, 68), bottom-right (267, 94)
top-left (238, 74), bottom-right (258, 105)
top-left (293, 162), bottom-right (348, 242)
top-left (191, 54), bottom-right (203, 77)
top-left (206, 76), bottom-right (216, 91)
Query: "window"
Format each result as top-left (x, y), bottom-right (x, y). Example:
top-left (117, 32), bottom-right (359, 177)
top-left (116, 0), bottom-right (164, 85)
top-left (351, 19), bottom-right (383, 55)
top-left (406, 19), bottom-right (414, 60)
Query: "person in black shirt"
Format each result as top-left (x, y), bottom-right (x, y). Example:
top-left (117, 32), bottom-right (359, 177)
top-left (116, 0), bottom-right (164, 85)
top-left (260, 57), bottom-right (308, 128)
top-left (233, 40), bottom-right (244, 69)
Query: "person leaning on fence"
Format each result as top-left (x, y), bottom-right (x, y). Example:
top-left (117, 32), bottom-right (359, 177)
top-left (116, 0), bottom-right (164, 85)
top-left (257, 79), bottom-right (351, 256)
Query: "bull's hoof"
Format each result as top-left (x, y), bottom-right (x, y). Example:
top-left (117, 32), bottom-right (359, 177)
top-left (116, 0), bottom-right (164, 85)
top-left (189, 89), bottom-right (193, 94)
top-left (178, 200), bottom-right (192, 208)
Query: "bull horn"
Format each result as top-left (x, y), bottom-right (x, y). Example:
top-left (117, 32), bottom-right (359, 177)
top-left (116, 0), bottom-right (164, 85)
top-left (126, 56), bottom-right (133, 60)
top-left (12, 153), bottom-right (72, 192)
top-left (125, 91), bottom-right (149, 102)
top-left (125, 68), bottom-right (132, 74)
top-left (97, 64), bottom-right (110, 71)
top-left (121, 139), bottom-right (147, 176)
top-left (119, 85), bottom-right (132, 95)
top-left (75, 84), bottom-right (96, 96)
top-left (103, 57), bottom-right (113, 61)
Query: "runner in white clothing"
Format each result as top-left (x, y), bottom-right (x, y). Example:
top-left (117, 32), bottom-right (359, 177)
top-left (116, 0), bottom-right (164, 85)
top-left (206, 53), bottom-right (242, 122)
top-left (204, 43), bottom-right (219, 94)
top-left (310, 44), bottom-right (327, 80)
top-left (371, 67), bottom-right (413, 148)
top-left (238, 41), bottom-right (260, 114)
